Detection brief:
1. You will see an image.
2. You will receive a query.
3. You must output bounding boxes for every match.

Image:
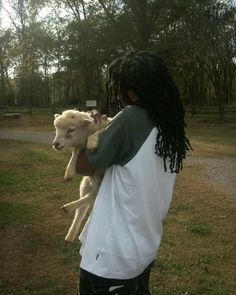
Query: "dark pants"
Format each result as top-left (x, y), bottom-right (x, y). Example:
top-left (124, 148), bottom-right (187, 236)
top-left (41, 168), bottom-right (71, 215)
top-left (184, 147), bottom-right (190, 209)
top-left (78, 262), bottom-right (154, 295)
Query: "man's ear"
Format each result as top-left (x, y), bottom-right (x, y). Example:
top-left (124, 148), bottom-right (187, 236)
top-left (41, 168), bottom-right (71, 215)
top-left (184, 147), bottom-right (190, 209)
top-left (128, 90), bottom-right (138, 102)
top-left (54, 114), bottom-right (60, 119)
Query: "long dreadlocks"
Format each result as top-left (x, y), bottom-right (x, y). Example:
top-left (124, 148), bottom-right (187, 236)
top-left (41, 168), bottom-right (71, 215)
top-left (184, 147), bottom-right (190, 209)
top-left (105, 50), bottom-right (192, 173)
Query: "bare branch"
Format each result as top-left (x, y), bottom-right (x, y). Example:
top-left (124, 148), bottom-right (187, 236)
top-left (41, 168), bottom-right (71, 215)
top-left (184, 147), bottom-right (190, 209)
top-left (64, 0), bottom-right (81, 22)
top-left (80, 0), bottom-right (87, 20)
top-left (97, 0), bottom-right (116, 24)
top-left (2, 6), bottom-right (21, 33)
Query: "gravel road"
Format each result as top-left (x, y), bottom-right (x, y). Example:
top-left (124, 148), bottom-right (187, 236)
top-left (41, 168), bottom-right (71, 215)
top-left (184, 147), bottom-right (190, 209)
top-left (0, 130), bottom-right (54, 144)
top-left (0, 129), bottom-right (235, 197)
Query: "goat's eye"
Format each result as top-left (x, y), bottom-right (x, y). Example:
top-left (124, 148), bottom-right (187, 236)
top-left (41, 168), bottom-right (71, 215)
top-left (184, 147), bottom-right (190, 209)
top-left (67, 127), bottom-right (75, 133)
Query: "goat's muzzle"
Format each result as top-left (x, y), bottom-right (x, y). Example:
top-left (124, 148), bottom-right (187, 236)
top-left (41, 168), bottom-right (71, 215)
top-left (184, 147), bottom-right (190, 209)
top-left (53, 141), bottom-right (63, 150)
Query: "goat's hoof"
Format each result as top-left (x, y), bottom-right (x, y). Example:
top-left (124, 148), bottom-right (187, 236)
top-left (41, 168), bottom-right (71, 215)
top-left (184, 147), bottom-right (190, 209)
top-left (64, 176), bottom-right (73, 182)
top-left (65, 235), bottom-right (75, 242)
top-left (64, 171), bottom-right (75, 180)
top-left (64, 178), bottom-right (72, 182)
top-left (61, 206), bottom-right (68, 212)
top-left (87, 140), bottom-right (99, 150)
top-left (61, 204), bottom-right (75, 213)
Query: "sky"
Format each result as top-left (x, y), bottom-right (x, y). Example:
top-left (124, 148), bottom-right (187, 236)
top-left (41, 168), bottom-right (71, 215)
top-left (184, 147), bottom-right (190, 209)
top-left (1, 0), bottom-right (236, 29)
top-left (0, 2), bottom-right (53, 29)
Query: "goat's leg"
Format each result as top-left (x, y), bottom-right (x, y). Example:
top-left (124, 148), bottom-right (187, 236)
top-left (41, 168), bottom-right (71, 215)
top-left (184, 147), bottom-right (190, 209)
top-left (62, 199), bottom-right (85, 214)
top-left (65, 204), bottom-right (90, 242)
top-left (62, 191), bottom-right (94, 213)
top-left (64, 148), bottom-right (80, 180)
top-left (87, 130), bottom-right (103, 151)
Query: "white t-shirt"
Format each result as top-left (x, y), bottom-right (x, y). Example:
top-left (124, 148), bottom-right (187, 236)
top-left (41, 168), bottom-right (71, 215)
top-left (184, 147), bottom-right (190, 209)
top-left (79, 105), bottom-right (176, 279)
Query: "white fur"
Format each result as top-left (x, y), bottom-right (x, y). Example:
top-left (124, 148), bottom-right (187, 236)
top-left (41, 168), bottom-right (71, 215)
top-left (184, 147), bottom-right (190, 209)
top-left (53, 109), bottom-right (111, 242)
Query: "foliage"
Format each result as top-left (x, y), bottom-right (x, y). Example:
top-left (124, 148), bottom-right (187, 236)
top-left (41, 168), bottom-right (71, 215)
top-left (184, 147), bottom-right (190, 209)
top-left (0, 0), bottom-right (235, 119)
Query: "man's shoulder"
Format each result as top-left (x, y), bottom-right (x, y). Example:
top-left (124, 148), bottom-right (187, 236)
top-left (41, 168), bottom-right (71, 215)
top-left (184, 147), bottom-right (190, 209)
top-left (110, 105), bottom-right (153, 130)
top-left (117, 105), bottom-right (147, 120)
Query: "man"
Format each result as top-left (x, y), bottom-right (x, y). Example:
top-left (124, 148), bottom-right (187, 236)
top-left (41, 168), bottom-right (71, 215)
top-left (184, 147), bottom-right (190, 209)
top-left (76, 50), bottom-right (191, 294)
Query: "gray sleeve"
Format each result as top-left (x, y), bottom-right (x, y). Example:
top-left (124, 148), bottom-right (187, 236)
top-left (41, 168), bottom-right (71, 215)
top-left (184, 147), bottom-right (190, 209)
top-left (85, 117), bottom-right (131, 170)
top-left (86, 106), bottom-right (154, 170)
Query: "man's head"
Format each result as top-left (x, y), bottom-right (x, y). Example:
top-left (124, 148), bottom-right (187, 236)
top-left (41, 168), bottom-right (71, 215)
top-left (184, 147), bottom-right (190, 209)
top-left (106, 50), bottom-right (178, 110)
top-left (106, 50), bottom-right (192, 173)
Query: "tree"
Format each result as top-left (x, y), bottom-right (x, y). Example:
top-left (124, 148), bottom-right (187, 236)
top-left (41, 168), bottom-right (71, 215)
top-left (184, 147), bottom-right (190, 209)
top-left (4, 0), bottom-right (46, 106)
top-left (0, 0), bottom-right (235, 112)
top-left (0, 29), bottom-right (16, 105)
top-left (156, 0), bottom-right (236, 119)
top-left (201, 0), bottom-right (236, 119)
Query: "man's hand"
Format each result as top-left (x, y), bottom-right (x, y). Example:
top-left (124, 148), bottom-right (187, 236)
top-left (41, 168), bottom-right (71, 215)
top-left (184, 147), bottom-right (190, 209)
top-left (88, 110), bottom-right (108, 126)
top-left (76, 150), bottom-right (95, 176)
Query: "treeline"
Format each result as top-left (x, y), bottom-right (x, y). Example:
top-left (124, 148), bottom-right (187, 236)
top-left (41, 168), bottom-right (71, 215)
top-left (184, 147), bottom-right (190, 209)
top-left (0, 0), bottom-right (236, 118)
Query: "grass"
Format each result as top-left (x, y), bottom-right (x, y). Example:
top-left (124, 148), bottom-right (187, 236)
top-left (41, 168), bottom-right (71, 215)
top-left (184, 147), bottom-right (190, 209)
top-left (0, 140), bottom-right (82, 295)
top-left (0, 114), bottom-right (236, 294)
top-left (186, 115), bottom-right (236, 157)
top-left (0, 112), bottom-right (54, 131)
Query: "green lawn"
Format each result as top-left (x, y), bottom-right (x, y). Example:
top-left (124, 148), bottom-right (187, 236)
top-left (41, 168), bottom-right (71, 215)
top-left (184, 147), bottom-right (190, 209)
top-left (0, 114), bottom-right (236, 294)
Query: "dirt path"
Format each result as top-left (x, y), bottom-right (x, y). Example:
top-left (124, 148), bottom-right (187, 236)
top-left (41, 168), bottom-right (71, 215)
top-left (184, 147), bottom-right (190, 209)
top-left (0, 129), bottom-right (235, 197)
top-left (0, 130), bottom-right (54, 144)
top-left (186, 156), bottom-right (236, 197)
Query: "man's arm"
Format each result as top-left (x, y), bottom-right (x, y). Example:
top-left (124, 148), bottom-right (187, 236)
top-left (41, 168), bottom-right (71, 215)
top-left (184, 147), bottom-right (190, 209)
top-left (76, 151), bottom-right (95, 176)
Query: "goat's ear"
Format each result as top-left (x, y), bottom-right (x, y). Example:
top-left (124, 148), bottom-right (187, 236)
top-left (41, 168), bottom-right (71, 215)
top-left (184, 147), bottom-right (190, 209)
top-left (54, 114), bottom-right (60, 119)
top-left (82, 118), bottom-right (94, 125)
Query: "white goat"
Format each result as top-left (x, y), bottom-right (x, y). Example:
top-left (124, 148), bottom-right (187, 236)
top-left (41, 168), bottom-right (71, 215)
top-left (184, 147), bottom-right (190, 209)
top-left (53, 109), bottom-right (110, 242)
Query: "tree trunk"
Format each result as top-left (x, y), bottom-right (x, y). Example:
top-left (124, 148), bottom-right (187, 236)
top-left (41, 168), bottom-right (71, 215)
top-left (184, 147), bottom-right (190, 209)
top-left (219, 98), bottom-right (225, 120)
top-left (0, 60), bottom-right (6, 105)
top-left (215, 87), bottom-right (225, 120)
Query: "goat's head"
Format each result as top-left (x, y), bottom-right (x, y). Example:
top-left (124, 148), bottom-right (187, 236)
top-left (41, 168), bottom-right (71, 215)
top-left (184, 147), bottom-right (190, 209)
top-left (52, 110), bottom-right (94, 151)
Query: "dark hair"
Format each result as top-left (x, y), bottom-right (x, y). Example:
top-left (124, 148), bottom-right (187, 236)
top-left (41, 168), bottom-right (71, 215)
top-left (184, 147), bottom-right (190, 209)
top-left (105, 50), bottom-right (192, 173)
